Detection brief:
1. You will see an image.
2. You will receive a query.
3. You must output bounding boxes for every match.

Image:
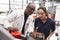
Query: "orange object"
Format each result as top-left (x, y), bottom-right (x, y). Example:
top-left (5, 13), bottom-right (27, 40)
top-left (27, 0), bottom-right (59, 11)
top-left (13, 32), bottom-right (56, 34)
top-left (11, 31), bottom-right (21, 39)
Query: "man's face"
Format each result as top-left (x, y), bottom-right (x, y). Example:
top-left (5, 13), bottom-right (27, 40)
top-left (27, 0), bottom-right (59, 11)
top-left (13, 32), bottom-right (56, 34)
top-left (25, 5), bottom-right (35, 15)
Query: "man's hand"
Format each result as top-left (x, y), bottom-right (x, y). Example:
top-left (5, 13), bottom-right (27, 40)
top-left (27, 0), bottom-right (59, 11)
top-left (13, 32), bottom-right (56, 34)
top-left (8, 27), bottom-right (19, 33)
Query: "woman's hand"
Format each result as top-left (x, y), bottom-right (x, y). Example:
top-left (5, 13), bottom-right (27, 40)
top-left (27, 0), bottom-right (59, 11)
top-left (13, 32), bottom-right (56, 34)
top-left (30, 32), bottom-right (43, 38)
top-left (46, 31), bottom-right (55, 40)
top-left (30, 32), bottom-right (36, 38)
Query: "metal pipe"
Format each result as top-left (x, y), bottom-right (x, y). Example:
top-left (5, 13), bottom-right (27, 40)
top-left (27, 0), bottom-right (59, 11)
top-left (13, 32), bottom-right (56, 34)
top-left (22, 0), bottom-right (23, 9)
top-left (9, 0), bottom-right (11, 14)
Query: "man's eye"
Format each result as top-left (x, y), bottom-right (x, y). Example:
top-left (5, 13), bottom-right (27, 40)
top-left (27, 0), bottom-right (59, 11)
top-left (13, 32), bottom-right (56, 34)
top-left (41, 13), bottom-right (43, 15)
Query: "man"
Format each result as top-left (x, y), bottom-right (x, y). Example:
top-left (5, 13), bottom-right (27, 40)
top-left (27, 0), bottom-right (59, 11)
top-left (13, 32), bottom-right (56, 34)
top-left (21, 3), bottom-right (35, 35)
top-left (4, 3), bottom-right (36, 37)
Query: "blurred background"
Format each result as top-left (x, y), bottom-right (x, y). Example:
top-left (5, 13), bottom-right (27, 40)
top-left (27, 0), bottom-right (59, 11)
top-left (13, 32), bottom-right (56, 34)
top-left (0, 0), bottom-right (60, 40)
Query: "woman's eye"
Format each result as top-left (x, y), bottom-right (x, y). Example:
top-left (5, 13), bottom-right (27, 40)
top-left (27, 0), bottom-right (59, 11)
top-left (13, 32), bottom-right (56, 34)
top-left (41, 13), bottom-right (43, 15)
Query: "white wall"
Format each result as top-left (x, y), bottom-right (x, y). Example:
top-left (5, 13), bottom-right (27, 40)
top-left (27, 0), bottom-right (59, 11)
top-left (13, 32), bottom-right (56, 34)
top-left (0, 0), bottom-right (9, 12)
top-left (55, 6), bottom-right (60, 21)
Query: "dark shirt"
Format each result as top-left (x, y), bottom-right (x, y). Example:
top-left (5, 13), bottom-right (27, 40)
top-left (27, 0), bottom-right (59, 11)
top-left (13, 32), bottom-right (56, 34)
top-left (34, 18), bottom-right (55, 38)
top-left (22, 13), bottom-right (29, 34)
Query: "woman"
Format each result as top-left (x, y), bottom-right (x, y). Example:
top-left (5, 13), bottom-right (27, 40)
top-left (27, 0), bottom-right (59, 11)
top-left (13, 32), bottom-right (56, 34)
top-left (31, 7), bottom-right (55, 40)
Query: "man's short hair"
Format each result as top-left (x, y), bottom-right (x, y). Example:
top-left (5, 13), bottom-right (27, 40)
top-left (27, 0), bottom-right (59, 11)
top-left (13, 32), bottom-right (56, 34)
top-left (27, 3), bottom-right (35, 11)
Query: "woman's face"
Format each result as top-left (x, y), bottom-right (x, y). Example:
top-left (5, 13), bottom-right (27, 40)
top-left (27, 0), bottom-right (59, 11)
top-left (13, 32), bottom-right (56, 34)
top-left (37, 9), bottom-right (47, 20)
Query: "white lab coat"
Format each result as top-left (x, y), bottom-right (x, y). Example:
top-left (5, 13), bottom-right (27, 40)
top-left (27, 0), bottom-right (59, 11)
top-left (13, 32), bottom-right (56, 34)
top-left (7, 9), bottom-right (24, 32)
top-left (24, 14), bottom-right (36, 36)
top-left (6, 9), bottom-right (36, 36)
top-left (0, 13), bottom-right (12, 28)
